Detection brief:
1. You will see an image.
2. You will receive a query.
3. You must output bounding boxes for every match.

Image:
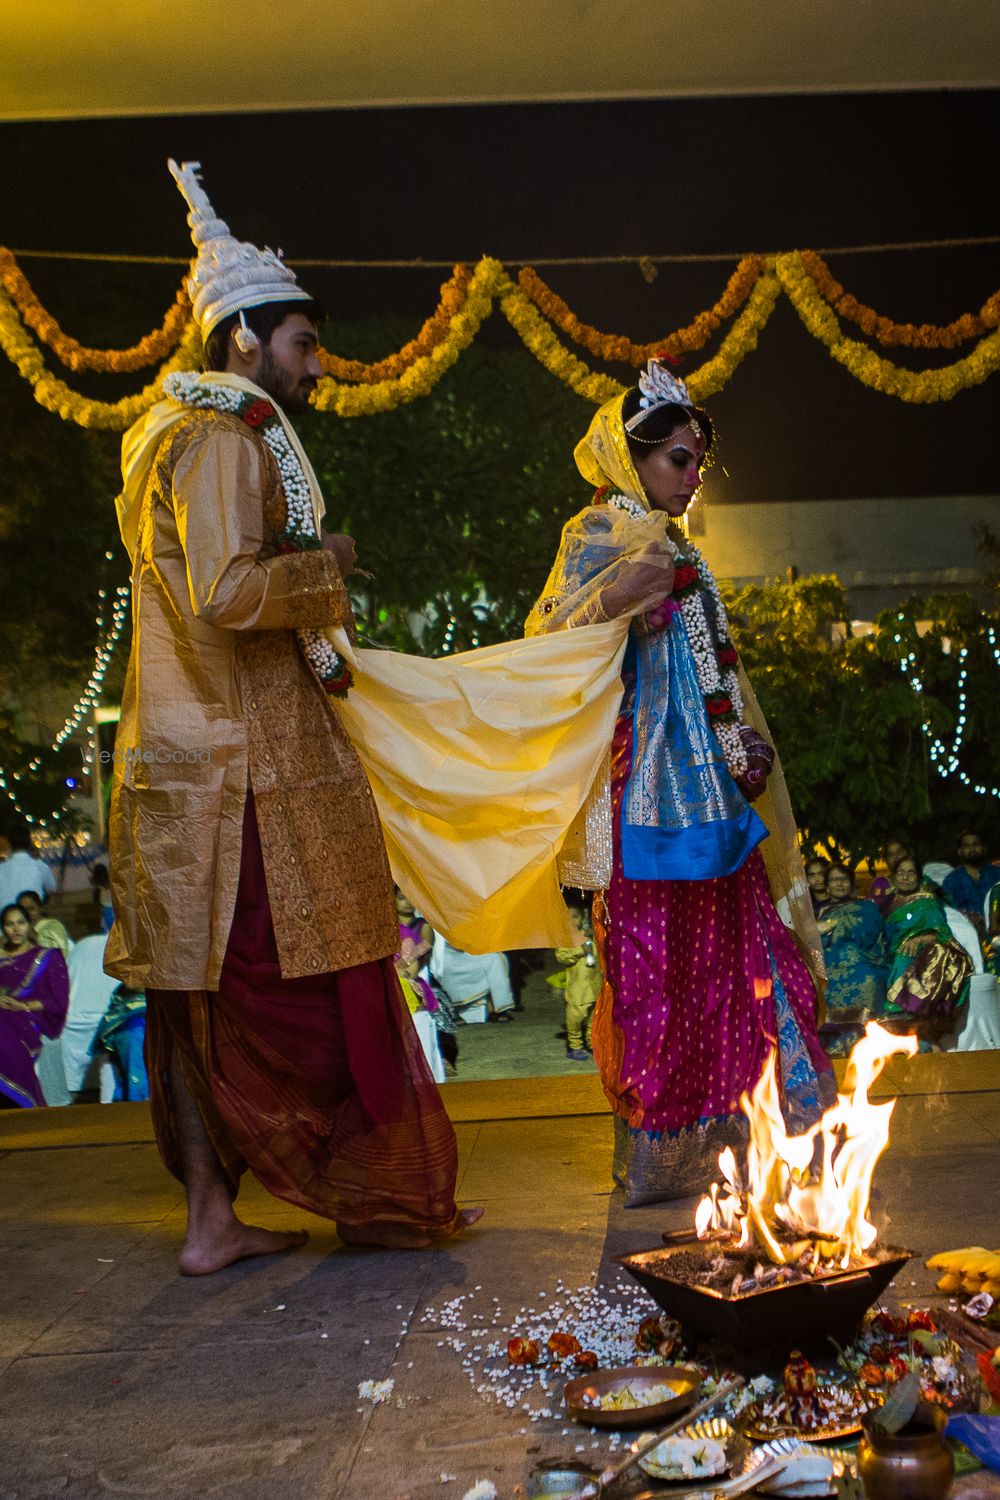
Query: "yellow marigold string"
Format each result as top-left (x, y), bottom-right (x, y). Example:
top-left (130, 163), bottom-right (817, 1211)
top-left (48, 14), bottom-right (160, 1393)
top-left (685, 269), bottom-right (783, 401)
top-left (799, 250), bottom-right (1000, 350)
top-left (498, 278), bottom-right (624, 403)
top-left (0, 247), bottom-right (192, 373)
top-left (312, 258), bottom-right (502, 415)
top-left (318, 264), bottom-right (474, 382)
top-left (777, 252), bottom-right (1000, 402)
top-left (0, 283), bottom-right (202, 427)
top-left (517, 256), bottom-right (766, 366)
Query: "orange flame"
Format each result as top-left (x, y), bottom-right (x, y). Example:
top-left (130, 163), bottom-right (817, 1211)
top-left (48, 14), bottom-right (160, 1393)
top-left (695, 1022), bottom-right (917, 1266)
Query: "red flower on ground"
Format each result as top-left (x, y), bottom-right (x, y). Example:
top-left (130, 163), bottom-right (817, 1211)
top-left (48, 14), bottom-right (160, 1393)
top-left (507, 1337), bottom-right (540, 1367)
top-left (243, 399), bottom-right (276, 428)
top-left (705, 695), bottom-right (733, 718)
top-left (977, 1350), bottom-right (1000, 1405)
top-left (547, 1332), bottom-right (581, 1359)
top-left (574, 1350), bottom-right (599, 1370)
top-left (906, 1309), bottom-right (937, 1333)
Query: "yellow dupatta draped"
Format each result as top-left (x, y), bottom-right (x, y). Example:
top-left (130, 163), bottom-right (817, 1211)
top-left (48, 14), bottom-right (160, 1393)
top-left (334, 623), bottom-right (630, 952)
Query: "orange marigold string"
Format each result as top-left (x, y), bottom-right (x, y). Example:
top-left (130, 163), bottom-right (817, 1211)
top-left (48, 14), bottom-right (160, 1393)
top-left (517, 256), bottom-right (765, 366)
top-left (800, 250), bottom-right (1000, 350)
top-left (318, 263), bottom-right (474, 382)
top-left (0, 248), bottom-right (191, 372)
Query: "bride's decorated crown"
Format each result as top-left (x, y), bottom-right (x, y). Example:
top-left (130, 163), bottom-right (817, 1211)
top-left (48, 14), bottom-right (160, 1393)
top-left (624, 358), bottom-right (693, 434)
top-left (168, 159), bottom-right (313, 337)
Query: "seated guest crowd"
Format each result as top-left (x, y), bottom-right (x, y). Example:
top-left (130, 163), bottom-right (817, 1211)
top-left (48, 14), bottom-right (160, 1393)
top-left (2, 821), bottom-right (997, 1107)
top-left (807, 827), bottom-right (1000, 1055)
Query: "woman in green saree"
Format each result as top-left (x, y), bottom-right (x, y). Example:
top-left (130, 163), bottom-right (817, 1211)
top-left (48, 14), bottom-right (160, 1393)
top-left (883, 856), bottom-right (972, 1046)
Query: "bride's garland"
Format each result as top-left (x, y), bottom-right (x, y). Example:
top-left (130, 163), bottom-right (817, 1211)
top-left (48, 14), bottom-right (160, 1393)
top-left (603, 490), bottom-right (748, 778)
top-left (163, 373), bottom-right (352, 697)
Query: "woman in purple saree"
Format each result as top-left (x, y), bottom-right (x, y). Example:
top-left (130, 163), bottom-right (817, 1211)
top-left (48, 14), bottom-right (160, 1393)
top-left (527, 362), bottom-right (832, 1204)
top-left (0, 902), bottom-right (70, 1108)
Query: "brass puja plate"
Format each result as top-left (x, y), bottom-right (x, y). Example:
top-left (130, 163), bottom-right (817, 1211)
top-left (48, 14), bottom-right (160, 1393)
top-left (740, 1399), bottom-right (864, 1444)
top-left (628, 1432), bottom-right (854, 1499)
top-left (564, 1364), bottom-right (702, 1429)
top-left (637, 1415), bottom-right (747, 1483)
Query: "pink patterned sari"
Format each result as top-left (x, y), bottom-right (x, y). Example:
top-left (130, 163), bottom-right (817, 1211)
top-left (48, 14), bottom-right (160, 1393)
top-left (593, 716), bottom-right (833, 1204)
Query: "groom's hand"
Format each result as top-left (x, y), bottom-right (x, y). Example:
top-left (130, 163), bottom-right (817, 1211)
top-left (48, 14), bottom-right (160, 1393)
top-left (322, 531), bottom-right (357, 578)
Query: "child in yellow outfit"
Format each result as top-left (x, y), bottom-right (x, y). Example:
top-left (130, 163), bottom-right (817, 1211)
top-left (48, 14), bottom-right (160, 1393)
top-left (556, 902), bottom-right (602, 1061)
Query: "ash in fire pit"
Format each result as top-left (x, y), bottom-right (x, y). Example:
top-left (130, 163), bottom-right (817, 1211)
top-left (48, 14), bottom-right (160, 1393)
top-left (661, 1242), bottom-right (898, 1299)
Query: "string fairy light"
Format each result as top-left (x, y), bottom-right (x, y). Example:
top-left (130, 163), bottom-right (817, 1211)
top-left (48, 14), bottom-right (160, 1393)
top-left (0, 577), bottom-right (130, 831)
top-left (896, 618), bottom-right (1000, 801)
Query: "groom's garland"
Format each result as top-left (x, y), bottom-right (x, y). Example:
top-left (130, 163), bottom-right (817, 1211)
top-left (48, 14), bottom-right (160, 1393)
top-left (163, 373), bottom-right (352, 697)
top-left (601, 489), bottom-right (748, 779)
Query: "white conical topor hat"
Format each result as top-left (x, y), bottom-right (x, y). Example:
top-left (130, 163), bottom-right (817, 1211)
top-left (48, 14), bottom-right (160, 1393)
top-left (168, 159), bottom-right (312, 338)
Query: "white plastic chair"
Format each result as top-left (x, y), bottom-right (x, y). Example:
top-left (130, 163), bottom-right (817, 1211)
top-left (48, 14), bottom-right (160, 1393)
top-left (953, 975), bottom-right (1000, 1051)
top-left (63, 933), bottom-right (118, 1093)
top-left (922, 861), bottom-right (954, 889)
top-left (946, 908), bottom-right (984, 975)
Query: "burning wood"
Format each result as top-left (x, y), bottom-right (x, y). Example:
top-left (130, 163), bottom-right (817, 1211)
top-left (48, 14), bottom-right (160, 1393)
top-left (695, 1023), bottom-right (918, 1269)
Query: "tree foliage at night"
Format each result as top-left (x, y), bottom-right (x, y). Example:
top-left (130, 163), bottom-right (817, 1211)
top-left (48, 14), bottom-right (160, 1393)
top-left (723, 573), bottom-right (1000, 864)
top-left (301, 321), bottom-right (593, 653)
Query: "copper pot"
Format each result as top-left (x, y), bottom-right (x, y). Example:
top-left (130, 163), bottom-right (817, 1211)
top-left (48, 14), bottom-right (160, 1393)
top-left (858, 1410), bottom-right (954, 1500)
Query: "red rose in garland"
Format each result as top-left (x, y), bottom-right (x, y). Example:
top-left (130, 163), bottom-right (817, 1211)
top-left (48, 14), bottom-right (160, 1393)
top-left (242, 398), bottom-right (276, 429)
top-left (717, 645), bottom-right (739, 667)
top-left (672, 564), bottom-right (700, 594)
top-left (705, 694), bottom-right (733, 719)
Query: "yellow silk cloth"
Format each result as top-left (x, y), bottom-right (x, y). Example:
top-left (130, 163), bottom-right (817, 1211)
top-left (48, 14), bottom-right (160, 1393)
top-left (334, 622), bottom-right (630, 953)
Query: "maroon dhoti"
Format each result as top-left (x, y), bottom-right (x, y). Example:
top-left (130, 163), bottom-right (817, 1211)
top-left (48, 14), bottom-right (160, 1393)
top-left (147, 797), bottom-right (461, 1236)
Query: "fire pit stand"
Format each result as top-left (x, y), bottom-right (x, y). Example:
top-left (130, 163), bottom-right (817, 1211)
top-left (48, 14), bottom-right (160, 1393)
top-left (616, 1241), bottom-right (914, 1371)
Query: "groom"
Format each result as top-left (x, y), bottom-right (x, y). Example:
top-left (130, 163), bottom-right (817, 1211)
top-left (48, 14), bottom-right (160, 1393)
top-left (106, 161), bottom-right (478, 1271)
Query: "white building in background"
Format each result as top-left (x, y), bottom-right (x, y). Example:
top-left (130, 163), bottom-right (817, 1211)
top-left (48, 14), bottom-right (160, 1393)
top-left (693, 494), bottom-right (997, 619)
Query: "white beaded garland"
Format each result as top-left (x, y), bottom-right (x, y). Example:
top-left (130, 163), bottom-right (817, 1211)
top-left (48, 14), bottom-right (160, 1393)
top-left (607, 493), bottom-right (747, 778)
top-left (165, 374), bottom-right (351, 694)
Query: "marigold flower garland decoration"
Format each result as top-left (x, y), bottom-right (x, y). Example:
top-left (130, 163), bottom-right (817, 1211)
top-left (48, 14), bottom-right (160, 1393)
top-left (312, 258), bottom-right (501, 416)
top-left (0, 281), bottom-right (202, 428)
top-left (518, 255), bottom-right (765, 365)
top-left (776, 251), bottom-right (1000, 403)
top-left (163, 373), bottom-right (353, 695)
top-left (318, 263), bottom-right (474, 382)
top-left (498, 276), bottom-right (624, 404)
top-left (684, 268), bottom-right (782, 402)
top-left (798, 249), bottom-right (1000, 350)
top-left (0, 249), bottom-right (191, 372)
top-left (4, 249), bottom-right (1000, 426)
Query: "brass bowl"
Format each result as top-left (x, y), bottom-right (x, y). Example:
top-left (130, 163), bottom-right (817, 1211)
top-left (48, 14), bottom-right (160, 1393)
top-left (563, 1363), bottom-right (702, 1429)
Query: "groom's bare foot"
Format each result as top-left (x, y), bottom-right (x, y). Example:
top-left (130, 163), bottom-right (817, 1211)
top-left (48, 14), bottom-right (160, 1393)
top-left (337, 1207), bottom-right (485, 1251)
top-left (179, 1221), bottom-right (309, 1276)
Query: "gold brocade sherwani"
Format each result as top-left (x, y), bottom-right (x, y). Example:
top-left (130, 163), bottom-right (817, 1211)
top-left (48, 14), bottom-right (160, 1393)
top-left (105, 408), bottom-right (398, 991)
